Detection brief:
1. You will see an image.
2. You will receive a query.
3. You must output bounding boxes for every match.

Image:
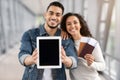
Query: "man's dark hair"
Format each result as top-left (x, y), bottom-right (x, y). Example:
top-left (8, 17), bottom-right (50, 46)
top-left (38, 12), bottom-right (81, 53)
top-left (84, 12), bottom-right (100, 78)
top-left (46, 1), bottom-right (64, 14)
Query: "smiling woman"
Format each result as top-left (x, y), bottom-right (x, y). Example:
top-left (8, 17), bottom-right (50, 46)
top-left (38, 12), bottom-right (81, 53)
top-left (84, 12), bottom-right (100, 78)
top-left (60, 13), bottom-right (105, 80)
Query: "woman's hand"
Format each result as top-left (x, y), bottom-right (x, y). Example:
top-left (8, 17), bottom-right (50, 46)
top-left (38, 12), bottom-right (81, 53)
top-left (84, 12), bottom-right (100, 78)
top-left (84, 54), bottom-right (95, 66)
top-left (61, 30), bottom-right (69, 40)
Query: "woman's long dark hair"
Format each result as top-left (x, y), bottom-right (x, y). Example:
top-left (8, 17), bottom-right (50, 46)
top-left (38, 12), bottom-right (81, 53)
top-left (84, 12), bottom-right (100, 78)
top-left (60, 13), bottom-right (92, 37)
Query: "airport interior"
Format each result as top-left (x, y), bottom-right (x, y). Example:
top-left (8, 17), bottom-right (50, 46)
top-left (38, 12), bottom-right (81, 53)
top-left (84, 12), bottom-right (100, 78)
top-left (0, 0), bottom-right (120, 80)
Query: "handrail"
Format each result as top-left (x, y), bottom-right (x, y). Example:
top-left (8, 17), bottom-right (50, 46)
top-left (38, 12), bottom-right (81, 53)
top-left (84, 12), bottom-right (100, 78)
top-left (103, 52), bottom-right (120, 62)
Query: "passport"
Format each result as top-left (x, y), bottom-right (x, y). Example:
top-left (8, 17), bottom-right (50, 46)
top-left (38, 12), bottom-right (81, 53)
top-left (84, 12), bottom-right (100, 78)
top-left (78, 38), bottom-right (97, 58)
top-left (79, 42), bottom-right (95, 58)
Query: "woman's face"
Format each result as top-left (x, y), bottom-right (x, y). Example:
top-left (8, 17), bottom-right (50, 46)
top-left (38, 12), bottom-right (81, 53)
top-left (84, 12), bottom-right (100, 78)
top-left (66, 16), bottom-right (81, 36)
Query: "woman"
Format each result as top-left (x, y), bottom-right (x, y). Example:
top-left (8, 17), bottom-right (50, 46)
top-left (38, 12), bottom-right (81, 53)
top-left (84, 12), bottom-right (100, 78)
top-left (61, 13), bottom-right (105, 80)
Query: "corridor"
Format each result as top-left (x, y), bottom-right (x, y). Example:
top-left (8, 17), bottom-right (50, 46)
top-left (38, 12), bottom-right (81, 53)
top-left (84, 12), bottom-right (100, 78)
top-left (0, 0), bottom-right (120, 80)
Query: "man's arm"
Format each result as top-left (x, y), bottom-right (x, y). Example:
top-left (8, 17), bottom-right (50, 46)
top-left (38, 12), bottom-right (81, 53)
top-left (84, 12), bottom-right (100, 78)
top-left (61, 47), bottom-right (73, 68)
top-left (62, 39), bottom-right (78, 69)
top-left (18, 31), bottom-right (35, 67)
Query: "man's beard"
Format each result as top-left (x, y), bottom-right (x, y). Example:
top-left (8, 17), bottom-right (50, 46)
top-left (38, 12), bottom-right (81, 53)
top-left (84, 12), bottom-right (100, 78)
top-left (47, 23), bottom-right (59, 29)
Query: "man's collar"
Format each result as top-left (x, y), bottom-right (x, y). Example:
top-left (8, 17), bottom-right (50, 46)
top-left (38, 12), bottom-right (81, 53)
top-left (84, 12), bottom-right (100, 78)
top-left (39, 24), bottom-right (61, 36)
top-left (39, 24), bottom-right (48, 36)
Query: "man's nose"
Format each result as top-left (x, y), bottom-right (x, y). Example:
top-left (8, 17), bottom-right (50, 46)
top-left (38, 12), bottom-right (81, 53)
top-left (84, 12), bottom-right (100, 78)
top-left (51, 14), bottom-right (57, 20)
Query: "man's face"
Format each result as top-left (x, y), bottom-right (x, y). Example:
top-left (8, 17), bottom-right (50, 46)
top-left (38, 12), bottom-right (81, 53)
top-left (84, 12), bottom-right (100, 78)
top-left (44, 6), bottom-right (63, 29)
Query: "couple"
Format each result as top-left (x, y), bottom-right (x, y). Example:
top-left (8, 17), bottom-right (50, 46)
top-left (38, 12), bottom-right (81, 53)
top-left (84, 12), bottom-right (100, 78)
top-left (18, 1), bottom-right (105, 80)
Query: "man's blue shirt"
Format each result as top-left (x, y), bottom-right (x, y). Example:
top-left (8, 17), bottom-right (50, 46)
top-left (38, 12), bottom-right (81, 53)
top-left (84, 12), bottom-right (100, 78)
top-left (18, 24), bottom-right (77, 80)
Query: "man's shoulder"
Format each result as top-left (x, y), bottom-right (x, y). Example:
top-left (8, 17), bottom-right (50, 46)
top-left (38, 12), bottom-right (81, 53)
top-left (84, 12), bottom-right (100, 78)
top-left (22, 27), bottom-right (40, 40)
top-left (27, 27), bottom-right (40, 35)
top-left (29, 27), bottom-right (39, 32)
top-left (23, 26), bottom-right (39, 33)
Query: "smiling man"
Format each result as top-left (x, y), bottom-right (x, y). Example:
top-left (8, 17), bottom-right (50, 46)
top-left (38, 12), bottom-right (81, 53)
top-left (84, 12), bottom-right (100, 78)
top-left (18, 1), bottom-right (77, 80)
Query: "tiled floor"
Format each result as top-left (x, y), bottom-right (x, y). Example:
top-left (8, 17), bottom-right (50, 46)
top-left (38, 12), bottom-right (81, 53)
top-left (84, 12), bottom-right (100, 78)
top-left (0, 44), bottom-right (24, 80)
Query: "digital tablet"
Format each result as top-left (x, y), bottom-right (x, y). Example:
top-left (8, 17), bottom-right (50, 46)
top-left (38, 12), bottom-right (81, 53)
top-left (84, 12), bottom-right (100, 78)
top-left (37, 36), bottom-right (61, 68)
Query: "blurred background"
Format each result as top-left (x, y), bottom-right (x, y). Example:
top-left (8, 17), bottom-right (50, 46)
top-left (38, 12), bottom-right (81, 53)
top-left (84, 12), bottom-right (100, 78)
top-left (0, 0), bottom-right (119, 80)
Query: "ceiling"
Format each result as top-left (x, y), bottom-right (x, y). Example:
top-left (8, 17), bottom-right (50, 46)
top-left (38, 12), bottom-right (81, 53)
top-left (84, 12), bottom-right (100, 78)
top-left (21, 0), bottom-right (58, 15)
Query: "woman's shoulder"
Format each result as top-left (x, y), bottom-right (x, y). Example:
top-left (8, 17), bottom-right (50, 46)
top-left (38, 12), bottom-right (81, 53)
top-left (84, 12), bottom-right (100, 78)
top-left (81, 36), bottom-right (98, 46)
top-left (81, 36), bottom-right (97, 42)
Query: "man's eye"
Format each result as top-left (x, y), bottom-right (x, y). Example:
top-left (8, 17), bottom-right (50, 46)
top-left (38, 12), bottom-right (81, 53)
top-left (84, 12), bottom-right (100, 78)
top-left (49, 11), bottom-right (54, 15)
top-left (49, 13), bottom-right (53, 15)
top-left (56, 14), bottom-right (61, 17)
top-left (67, 23), bottom-right (71, 26)
top-left (56, 13), bottom-right (62, 17)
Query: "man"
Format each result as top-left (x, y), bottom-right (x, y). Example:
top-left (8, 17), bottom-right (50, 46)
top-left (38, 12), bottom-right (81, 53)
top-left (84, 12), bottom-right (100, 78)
top-left (18, 1), bottom-right (77, 80)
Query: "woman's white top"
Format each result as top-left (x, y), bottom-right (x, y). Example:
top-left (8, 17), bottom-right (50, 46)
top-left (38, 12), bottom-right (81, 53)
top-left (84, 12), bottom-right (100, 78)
top-left (70, 37), bottom-right (105, 80)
